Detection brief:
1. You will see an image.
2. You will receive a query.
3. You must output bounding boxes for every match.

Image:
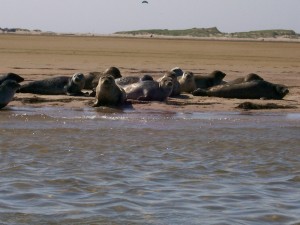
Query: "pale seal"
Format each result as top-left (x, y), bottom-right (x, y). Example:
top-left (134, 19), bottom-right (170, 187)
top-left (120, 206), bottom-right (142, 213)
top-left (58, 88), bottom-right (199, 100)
top-left (124, 76), bottom-right (173, 101)
top-left (115, 74), bottom-right (153, 86)
top-left (0, 73), bottom-right (24, 85)
top-left (93, 75), bottom-right (126, 107)
top-left (18, 73), bottom-right (86, 96)
top-left (194, 70), bottom-right (226, 89)
top-left (157, 71), bottom-right (180, 96)
top-left (178, 71), bottom-right (196, 93)
top-left (0, 80), bottom-right (21, 109)
top-left (192, 80), bottom-right (289, 100)
top-left (84, 66), bottom-right (122, 90)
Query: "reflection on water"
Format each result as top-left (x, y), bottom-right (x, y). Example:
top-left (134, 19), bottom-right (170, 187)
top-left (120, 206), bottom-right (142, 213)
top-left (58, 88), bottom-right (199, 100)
top-left (1, 107), bottom-right (300, 225)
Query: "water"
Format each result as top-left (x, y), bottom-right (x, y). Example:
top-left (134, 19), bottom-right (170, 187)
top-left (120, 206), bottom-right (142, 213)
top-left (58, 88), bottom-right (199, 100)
top-left (0, 107), bottom-right (300, 225)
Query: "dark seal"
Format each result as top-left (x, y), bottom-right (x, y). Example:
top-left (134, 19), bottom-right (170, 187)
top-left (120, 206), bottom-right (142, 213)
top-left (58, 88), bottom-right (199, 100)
top-left (84, 66), bottom-right (122, 90)
top-left (0, 73), bottom-right (24, 85)
top-left (0, 80), bottom-right (21, 109)
top-left (18, 73), bottom-right (86, 96)
top-left (192, 80), bottom-right (289, 100)
top-left (194, 70), bottom-right (226, 89)
top-left (226, 73), bottom-right (264, 85)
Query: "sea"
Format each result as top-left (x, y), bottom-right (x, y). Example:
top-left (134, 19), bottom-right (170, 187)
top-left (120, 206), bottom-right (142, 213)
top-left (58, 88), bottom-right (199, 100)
top-left (0, 106), bottom-right (300, 225)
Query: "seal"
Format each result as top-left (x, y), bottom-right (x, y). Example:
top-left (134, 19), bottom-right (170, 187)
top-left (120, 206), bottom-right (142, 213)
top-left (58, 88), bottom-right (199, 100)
top-left (194, 70), bottom-right (226, 89)
top-left (0, 80), bottom-right (21, 109)
top-left (226, 73), bottom-right (264, 85)
top-left (115, 74), bottom-right (153, 86)
top-left (0, 72), bottom-right (24, 85)
top-left (84, 66), bottom-right (122, 90)
top-left (124, 76), bottom-right (173, 101)
top-left (157, 71), bottom-right (180, 96)
top-left (93, 75), bottom-right (126, 107)
top-left (170, 67), bottom-right (184, 77)
top-left (18, 73), bottom-right (86, 96)
top-left (178, 71), bottom-right (196, 93)
top-left (192, 80), bottom-right (289, 100)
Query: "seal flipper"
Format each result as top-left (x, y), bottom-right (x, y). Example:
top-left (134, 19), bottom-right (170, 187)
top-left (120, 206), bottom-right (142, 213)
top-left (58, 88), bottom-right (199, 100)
top-left (192, 88), bottom-right (208, 96)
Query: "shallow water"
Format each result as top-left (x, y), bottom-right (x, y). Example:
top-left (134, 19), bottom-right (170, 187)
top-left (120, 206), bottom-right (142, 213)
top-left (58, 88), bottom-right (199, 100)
top-left (0, 107), bottom-right (300, 225)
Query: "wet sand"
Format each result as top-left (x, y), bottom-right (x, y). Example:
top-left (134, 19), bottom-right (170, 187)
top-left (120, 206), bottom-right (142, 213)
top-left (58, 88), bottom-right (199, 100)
top-left (1, 34), bottom-right (299, 112)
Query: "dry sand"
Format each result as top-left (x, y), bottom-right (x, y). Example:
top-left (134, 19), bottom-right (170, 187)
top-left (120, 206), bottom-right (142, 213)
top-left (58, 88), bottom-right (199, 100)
top-left (1, 34), bottom-right (299, 113)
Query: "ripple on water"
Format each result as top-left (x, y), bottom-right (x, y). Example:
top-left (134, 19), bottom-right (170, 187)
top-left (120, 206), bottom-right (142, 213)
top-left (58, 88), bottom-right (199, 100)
top-left (0, 107), bottom-right (300, 224)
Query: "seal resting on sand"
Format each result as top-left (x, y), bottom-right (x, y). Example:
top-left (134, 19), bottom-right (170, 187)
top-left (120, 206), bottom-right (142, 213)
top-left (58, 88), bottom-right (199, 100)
top-left (170, 67), bottom-right (184, 77)
top-left (93, 75), bottom-right (126, 107)
top-left (226, 73), bottom-right (264, 85)
top-left (0, 73), bottom-right (24, 85)
top-left (115, 74), bottom-right (153, 86)
top-left (192, 80), bottom-right (289, 100)
top-left (194, 70), bottom-right (226, 89)
top-left (124, 76), bottom-right (173, 101)
top-left (178, 71), bottom-right (196, 93)
top-left (0, 80), bottom-right (21, 109)
top-left (18, 73), bottom-right (86, 96)
top-left (84, 66), bottom-right (122, 90)
top-left (157, 71), bottom-right (180, 97)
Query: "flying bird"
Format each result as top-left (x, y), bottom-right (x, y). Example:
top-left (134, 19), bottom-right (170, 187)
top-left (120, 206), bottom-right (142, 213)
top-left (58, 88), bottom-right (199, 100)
top-left (142, 1), bottom-right (148, 3)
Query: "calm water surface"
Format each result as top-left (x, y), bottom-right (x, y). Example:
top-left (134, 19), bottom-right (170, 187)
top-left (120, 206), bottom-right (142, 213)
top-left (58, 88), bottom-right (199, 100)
top-left (0, 107), bottom-right (300, 225)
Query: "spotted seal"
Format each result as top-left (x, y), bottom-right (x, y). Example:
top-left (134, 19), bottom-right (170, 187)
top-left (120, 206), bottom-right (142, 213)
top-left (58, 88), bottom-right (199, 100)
top-left (18, 73), bottom-right (86, 96)
top-left (192, 80), bottom-right (289, 100)
top-left (115, 74), bottom-right (153, 86)
top-left (0, 73), bottom-right (24, 85)
top-left (178, 71), bottom-right (196, 93)
top-left (0, 80), bottom-right (21, 109)
top-left (194, 70), bottom-right (226, 89)
top-left (84, 66), bottom-right (122, 90)
top-left (157, 71), bottom-right (180, 96)
top-left (124, 76), bottom-right (173, 101)
top-left (93, 75), bottom-right (126, 107)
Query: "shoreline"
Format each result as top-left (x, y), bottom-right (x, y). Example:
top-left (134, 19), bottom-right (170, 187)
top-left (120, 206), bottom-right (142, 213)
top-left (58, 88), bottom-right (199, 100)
top-left (1, 34), bottom-right (299, 113)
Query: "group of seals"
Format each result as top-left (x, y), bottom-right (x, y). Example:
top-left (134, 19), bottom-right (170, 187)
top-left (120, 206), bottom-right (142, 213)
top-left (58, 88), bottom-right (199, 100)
top-left (0, 66), bottom-right (290, 110)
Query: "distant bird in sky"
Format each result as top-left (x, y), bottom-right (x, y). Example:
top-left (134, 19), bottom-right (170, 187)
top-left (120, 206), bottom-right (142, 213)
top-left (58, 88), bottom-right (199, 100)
top-left (142, 1), bottom-right (148, 3)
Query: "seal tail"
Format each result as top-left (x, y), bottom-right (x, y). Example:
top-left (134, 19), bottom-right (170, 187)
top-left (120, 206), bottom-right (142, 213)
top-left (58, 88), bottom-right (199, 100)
top-left (192, 88), bottom-right (208, 96)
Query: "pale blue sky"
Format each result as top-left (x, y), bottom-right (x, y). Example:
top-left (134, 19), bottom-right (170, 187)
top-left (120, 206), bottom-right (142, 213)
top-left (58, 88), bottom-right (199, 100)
top-left (1, 0), bottom-right (299, 34)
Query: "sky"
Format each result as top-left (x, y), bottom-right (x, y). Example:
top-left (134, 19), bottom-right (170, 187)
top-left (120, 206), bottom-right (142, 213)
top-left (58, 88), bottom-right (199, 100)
top-left (1, 0), bottom-right (300, 34)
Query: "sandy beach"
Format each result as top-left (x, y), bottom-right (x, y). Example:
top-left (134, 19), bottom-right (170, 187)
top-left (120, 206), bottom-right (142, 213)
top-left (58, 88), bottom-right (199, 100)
top-left (1, 34), bottom-right (299, 112)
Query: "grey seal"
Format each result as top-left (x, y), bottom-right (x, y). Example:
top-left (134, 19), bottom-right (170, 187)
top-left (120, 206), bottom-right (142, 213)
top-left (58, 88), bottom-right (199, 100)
top-left (18, 73), bottom-right (86, 96)
top-left (93, 75), bottom-right (126, 107)
top-left (157, 71), bottom-right (180, 96)
top-left (178, 71), bottom-right (196, 93)
top-left (194, 70), bottom-right (226, 89)
top-left (124, 76), bottom-right (173, 101)
top-left (0, 73), bottom-right (24, 85)
top-left (84, 66), bottom-right (122, 90)
top-left (192, 80), bottom-right (289, 100)
top-left (0, 80), bottom-right (21, 109)
top-left (115, 74), bottom-right (153, 86)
